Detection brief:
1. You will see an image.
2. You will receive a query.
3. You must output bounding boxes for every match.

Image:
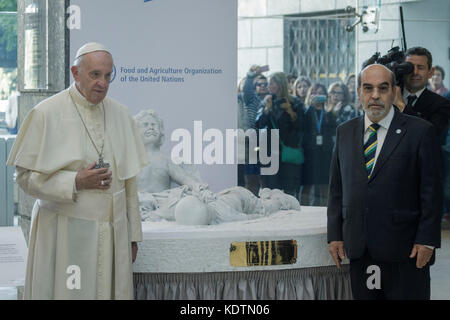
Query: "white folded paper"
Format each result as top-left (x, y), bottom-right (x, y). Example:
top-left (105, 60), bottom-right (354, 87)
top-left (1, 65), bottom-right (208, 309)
top-left (0, 227), bottom-right (28, 287)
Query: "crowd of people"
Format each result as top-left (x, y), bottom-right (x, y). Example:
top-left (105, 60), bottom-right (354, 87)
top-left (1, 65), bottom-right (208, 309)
top-left (237, 55), bottom-right (450, 213)
top-left (237, 65), bottom-right (362, 206)
top-left (430, 65), bottom-right (450, 224)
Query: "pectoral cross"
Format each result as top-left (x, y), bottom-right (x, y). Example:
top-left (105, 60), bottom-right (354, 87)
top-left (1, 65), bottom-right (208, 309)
top-left (94, 156), bottom-right (110, 169)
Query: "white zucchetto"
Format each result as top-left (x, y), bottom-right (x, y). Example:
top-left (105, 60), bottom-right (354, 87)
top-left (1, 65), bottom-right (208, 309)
top-left (75, 42), bottom-right (111, 60)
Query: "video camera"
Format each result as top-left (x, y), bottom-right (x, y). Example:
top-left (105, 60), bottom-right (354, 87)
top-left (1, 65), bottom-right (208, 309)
top-left (362, 46), bottom-right (414, 91)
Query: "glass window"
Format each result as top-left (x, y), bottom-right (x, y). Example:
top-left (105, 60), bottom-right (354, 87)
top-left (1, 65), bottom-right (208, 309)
top-left (23, 0), bottom-right (48, 90)
top-left (0, 0), bottom-right (17, 133)
top-left (237, 0), bottom-right (450, 211)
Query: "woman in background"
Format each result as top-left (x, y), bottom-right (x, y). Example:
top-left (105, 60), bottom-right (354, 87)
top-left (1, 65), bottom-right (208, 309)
top-left (255, 72), bottom-right (305, 198)
top-left (301, 83), bottom-right (336, 206)
top-left (325, 81), bottom-right (354, 124)
top-left (293, 76), bottom-right (311, 105)
top-left (429, 65), bottom-right (448, 96)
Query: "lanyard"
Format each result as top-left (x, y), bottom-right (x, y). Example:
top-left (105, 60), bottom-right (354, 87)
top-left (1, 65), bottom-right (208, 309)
top-left (314, 108), bottom-right (324, 134)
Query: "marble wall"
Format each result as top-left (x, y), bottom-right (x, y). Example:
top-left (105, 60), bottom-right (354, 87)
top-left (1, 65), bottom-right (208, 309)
top-left (237, 0), bottom-right (429, 82)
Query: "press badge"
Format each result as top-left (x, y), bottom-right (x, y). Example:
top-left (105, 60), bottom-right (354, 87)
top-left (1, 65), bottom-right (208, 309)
top-left (316, 135), bottom-right (323, 145)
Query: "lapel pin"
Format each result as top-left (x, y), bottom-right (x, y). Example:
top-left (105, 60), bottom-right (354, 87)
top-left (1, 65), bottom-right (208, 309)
top-left (396, 129), bottom-right (401, 134)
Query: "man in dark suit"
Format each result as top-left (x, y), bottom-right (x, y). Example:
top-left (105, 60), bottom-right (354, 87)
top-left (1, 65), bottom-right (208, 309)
top-left (394, 47), bottom-right (450, 137)
top-left (443, 92), bottom-right (450, 224)
top-left (445, 91), bottom-right (450, 101)
top-left (327, 64), bottom-right (443, 300)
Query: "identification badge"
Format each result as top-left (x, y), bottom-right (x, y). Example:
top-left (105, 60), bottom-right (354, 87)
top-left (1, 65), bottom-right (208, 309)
top-left (316, 135), bottom-right (323, 146)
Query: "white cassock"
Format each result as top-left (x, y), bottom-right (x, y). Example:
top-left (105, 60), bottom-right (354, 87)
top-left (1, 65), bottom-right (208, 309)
top-left (7, 84), bottom-right (149, 299)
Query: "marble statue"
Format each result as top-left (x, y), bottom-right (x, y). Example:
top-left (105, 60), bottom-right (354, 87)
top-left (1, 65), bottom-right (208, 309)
top-left (139, 185), bottom-right (301, 225)
top-left (134, 109), bottom-right (204, 193)
top-left (135, 109), bottom-right (301, 225)
top-left (174, 186), bottom-right (301, 225)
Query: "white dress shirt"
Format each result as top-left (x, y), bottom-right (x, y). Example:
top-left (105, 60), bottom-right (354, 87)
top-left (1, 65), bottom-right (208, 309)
top-left (403, 87), bottom-right (426, 107)
top-left (364, 105), bottom-right (395, 170)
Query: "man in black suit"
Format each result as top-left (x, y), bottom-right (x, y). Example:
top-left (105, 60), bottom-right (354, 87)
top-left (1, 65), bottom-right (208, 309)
top-left (327, 64), bottom-right (443, 300)
top-left (394, 47), bottom-right (450, 137)
top-left (443, 92), bottom-right (450, 223)
top-left (445, 91), bottom-right (450, 101)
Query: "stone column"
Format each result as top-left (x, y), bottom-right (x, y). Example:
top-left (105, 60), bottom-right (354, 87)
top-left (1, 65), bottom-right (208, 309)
top-left (16, 0), bottom-right (69, 242)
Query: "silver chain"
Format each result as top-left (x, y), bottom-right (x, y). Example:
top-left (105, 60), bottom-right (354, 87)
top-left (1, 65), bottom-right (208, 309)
top-left (70, 93), bottom-right (106, 160)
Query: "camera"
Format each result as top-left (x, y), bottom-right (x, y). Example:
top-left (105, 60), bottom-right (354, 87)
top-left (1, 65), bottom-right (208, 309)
top-left (312, 95), bottom-right (327, 104)
top-left (363, 46), bottom-right (414, 91)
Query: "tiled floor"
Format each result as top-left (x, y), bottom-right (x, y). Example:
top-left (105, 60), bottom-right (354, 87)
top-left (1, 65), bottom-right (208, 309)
top-left (1, 230), bottom-right (449, 300)
top-left (431, 230), bottom-right (450, 299)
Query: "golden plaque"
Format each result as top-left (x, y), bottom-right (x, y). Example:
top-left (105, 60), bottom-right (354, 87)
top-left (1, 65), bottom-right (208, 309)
top-left (230, 240), bottom-right (297, 267)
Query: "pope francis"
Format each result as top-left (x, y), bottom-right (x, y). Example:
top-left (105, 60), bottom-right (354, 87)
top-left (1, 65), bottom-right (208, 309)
top-left (7, 43), bottom-right (149, 299)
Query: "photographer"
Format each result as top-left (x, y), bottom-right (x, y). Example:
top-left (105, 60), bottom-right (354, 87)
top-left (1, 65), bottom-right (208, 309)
top-left (255, 72), bottom-right (305, 198)
top-left (243, 65), bottom-right (270, 130)
top-left (393, 47), bottom-right (450, 137)
top-left (240, 65), bottom-right (269, 195)
top-left (325, 81), bottom-right (359, 125)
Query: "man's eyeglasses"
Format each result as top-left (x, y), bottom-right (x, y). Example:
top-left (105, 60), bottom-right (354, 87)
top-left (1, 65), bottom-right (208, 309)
top-left (331, 91), bottom-right (344, 95)
top-left (256, 82), bottom-right (268, 87)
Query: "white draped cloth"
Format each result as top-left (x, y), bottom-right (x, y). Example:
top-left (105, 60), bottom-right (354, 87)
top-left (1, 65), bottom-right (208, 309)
top-left (7, 84), bottom-right (149, 299)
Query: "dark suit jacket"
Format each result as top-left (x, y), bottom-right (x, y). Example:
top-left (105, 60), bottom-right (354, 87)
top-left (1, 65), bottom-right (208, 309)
top-left (444, 91), bottom-right (450, 101)
top-left (403, 88), bottom-right (450, 138)
top-left (327, 108), bottom-right (443, 263)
